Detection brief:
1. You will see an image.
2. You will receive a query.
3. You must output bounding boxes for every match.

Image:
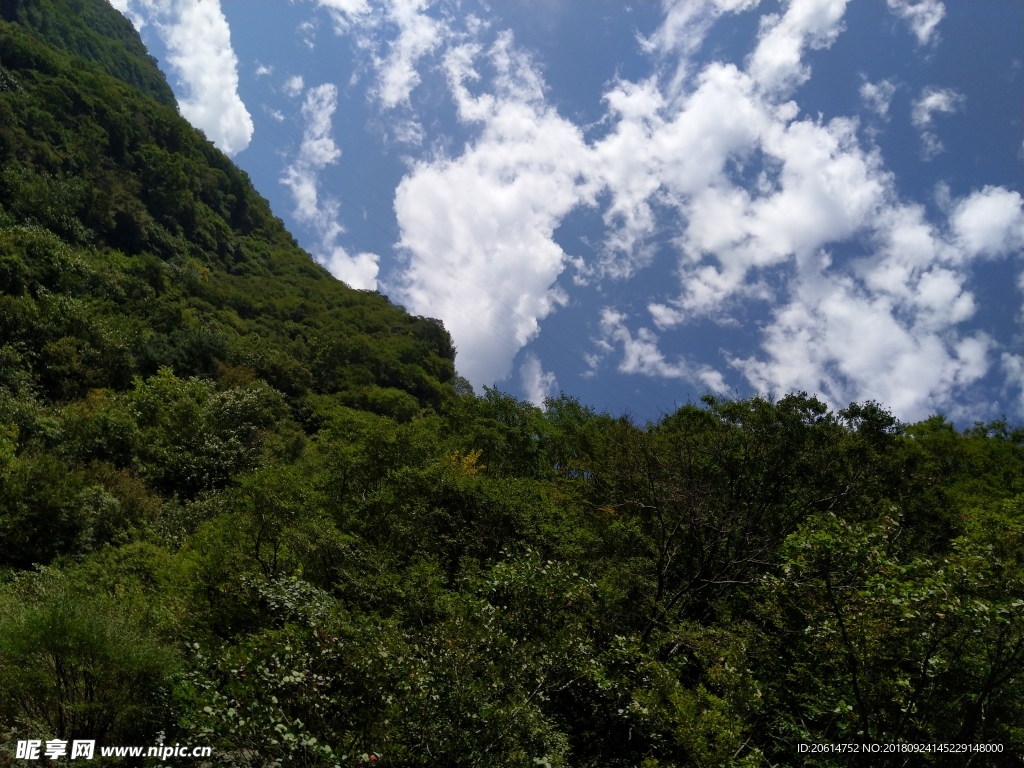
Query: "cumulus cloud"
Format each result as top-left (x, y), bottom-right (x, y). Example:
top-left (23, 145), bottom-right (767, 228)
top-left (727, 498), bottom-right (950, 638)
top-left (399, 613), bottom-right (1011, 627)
top-left (723, 203), bottom-right (987, 419)
top-left (887, 0), bottom-right (945, 46)
top-left (648, 302), bottom-right (686, 330)
top-left (393, 32), bottom-right (598, 385)
top-left (746, 0), bottom-right (849, 93)
top-left (280, 84), bottom-right (380, 289)
top-left (110, 0), bottom-right (254, 156)
top-left (911, 86), bottom-right (962, 127)
top-left (520, 353), bottom-right (558, 406)
top-left (724, 184), bottom-right (1022, 420)
top-left (732, 272), bottom-right (991, 419)
top-left (951, 187), bottom-right (1024, 258)
top-left (593, 40), bottom-right (886, 315)
top-left (589, 0), bottom-right (857, 284)
top-left (571, 0), bottom-right (1018, 420)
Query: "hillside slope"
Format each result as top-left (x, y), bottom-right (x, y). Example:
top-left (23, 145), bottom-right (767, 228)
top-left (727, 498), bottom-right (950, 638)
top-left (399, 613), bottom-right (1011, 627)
top-left (1, 0), bottom-right (175, 105)
top-left (0, 0), bottom-right (455, 422)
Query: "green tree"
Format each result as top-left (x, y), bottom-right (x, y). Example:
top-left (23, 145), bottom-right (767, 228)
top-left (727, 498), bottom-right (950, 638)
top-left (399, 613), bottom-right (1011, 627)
top-left (0, 570), bottom-right (179, 746)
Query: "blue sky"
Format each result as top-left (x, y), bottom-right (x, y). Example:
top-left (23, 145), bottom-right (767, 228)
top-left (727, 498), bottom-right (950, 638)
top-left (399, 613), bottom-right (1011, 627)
top-left (109, 0), bottom-right (1023, 424)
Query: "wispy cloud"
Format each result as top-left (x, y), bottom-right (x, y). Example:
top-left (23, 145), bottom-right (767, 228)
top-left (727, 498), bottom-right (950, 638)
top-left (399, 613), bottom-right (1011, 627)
top-left (312, 0), bottom-right (443, 110)
top-left (596, 309), bottom-right (726, 391)
top-left (887, 0), bottom-right (946, 46)
top-left (860, 78), bottom-right (896, 117)
top-left (280, 84), bottom-right (380, 289)
top-left (911, 86), bottom-right (963, 159)
top-left (283, 75), bottom-right (306, 97)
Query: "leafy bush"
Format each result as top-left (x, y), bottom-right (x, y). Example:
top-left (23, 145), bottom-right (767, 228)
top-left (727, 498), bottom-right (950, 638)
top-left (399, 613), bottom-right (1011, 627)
top-left (0, 570), bottom-right (179, 745)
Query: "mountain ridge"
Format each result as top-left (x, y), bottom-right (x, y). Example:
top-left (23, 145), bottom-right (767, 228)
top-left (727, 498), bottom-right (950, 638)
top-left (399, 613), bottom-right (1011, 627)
top-left (0, 0), bottom-right (457, 421)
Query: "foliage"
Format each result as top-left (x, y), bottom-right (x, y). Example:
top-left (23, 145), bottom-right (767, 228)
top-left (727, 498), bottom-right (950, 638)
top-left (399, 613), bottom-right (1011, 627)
top-left (0, 568), bottom-right (179, 749)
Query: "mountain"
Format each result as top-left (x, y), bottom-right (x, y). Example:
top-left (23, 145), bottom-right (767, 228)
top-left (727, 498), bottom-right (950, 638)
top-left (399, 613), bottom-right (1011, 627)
top-left (1, 0), bottom-right (175, 106)
top-left (0, 0), bottom-right (456, 419)
top-left (0, 2), bottom-right (1022, 765)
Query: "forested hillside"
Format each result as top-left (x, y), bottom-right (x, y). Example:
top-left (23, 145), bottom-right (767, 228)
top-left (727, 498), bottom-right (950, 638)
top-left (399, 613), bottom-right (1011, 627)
top-left (1, 2), bottom-right (1022, 766)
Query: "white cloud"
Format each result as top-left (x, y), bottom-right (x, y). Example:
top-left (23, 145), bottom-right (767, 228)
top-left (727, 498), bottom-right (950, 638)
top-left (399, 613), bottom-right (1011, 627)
top-left (648, 302), bottom-right (686, 330)
top-left (519, 353), bottom-right (558, 406)
top-left (391, 118), bottom-right (425, 145)
top-left (747, 0), bottom-right (849, 93)
top-left (638, 0), bottom-right (760, 98)
top-left (324, 249), bottom-right (381, 289)
top-left (298, 18), bottom-right (319, 49)
top-left (111, 0), bottom-right (254, 156)
top-left (313, 0), bottom-right (372, 32)
top-left (911, 86), bottom-right (963, 127)
top-left (590, 0), bottom-right (860, 282)
top-left (284, 75), bottom-right (305, 97)
top-left (597, 309), bottom-right (727, 391)
top-left (572, 0), bottom-right (1017, 420)
top-left (951, 186), bottom-right (1024, 258)
top-left (312, 0), bottom-right (443, 110)
top-left (600, 308), bottom-right (688, 379)
top-left (108, 0), bottom-right (147, 30)
top-left (860, 78), bottom-right (896, 117)
top-left (887, 0), bottom-right (945, 46)
top-left (910, 86), bottom-right (963, 159)
top-left (731, 266), bottom-right (991, 421)
top-left (280, 84), bottom-right (380, 290)
top-left (641, 0), bottom-right (763, 58)
top-left (918, 131), bottom-right (945, 161)
top-left (393, 32), bottom-right (598, 386)
top-left (593, 56), bottom-right (889, 314)
top-left (1002, 353), bottom-right (1024, 417)
top-left (373, 0), bottom-right (444, 109)
top-left (281, 85), bottom-right (340, 224)
top-left (255, 63), bottom-right (273, 78)
top-left (728, 186), bottom-right (1016, 419)
top-left (592, 64), bottom-right (771, 279)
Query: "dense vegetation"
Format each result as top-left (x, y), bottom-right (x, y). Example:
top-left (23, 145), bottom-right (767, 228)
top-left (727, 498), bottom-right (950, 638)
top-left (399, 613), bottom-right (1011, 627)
top-left (1, 2), bottom-right (1022, 766)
